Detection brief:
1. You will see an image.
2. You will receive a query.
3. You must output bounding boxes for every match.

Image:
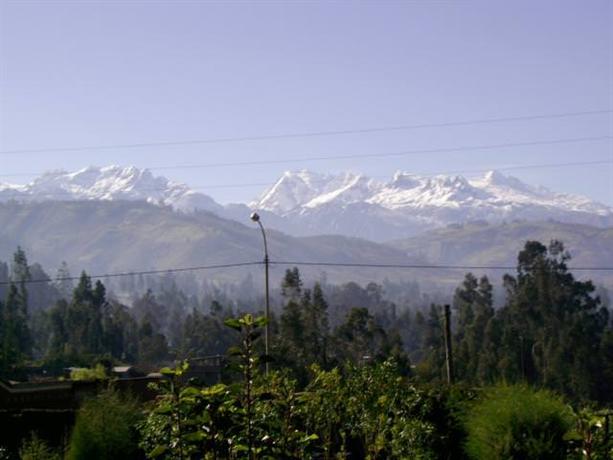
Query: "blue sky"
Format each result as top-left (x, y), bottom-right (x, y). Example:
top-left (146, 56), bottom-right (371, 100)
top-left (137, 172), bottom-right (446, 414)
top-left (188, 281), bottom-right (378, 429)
top-left (1, 0), bottom-right (611, 204)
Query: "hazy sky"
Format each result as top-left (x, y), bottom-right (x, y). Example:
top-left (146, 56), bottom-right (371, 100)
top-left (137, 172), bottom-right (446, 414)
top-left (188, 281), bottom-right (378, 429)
top-left (1, 0), bottom-right (611, 205)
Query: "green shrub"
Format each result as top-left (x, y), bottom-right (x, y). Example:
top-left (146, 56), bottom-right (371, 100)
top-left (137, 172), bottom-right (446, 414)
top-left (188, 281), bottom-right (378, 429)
top-left (67, 388), bottom-right (142, 460)
top-left (464, 384), bottom-right (573, 460)
top-left (69, 364), bottom-right (107, 381)
top-left (566, 408), bottom-right (613, 460)
top-left (19, 433), bottom-right (61, 460)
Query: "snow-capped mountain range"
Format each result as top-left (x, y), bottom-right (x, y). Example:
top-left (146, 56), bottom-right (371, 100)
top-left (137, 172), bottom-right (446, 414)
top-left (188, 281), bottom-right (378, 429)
top-left (0, 165), bottom-right (223, 214)
top-left (1, 165), bottom-right (612, 241)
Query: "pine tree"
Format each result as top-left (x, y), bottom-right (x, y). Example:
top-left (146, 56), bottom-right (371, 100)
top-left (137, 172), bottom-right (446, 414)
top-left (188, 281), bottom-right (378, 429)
top-left (452, 274), bottom-right (478, 380)
top-left (333, 307), bottom-right (388, 364)
top-left (309, 283), bottom-right (330, 366)
top-left (54, 262), bottom-right (73, 300)
top-left (137, 315), bottom-right (169, 366)
top-left (419, 304), bottom-right (445, 381)
top-left (281, 267), bottom-right (302, 300)
top-left (0, 283), bottom-right (32, 374)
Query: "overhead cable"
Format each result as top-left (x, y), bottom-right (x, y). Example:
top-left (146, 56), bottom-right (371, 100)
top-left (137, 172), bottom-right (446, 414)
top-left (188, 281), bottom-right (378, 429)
top-left (1, 135), bottom-right (611, 179)
top-left (3, 259), bottom-right (613, 287)
top-left (1, 109), bottom-right (610, 155)
top-left (0, 261), bottom-right (263, 286)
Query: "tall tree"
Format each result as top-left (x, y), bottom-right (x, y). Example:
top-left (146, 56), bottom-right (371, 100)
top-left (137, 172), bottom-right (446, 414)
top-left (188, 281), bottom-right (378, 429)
top-left (303, 282), bottom-right (330, 367)
top-left (333, 307), bottom-right (392, 364)
top-left (452, 274), bottom-right (494, 382)
top-left (494, 241), bottom-right (607, 400)
top-left (55, 261), bottom-right (74, 300)
top-left (0, 283), bottom-right (32, 374)
top-left (281, 267), bottom-right (302, 301)
top-left (418, 304), bottom-right (446, 381)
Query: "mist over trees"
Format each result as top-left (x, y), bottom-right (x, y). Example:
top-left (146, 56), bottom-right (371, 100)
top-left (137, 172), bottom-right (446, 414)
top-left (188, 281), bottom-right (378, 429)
top-left (0, 240), bottom-right (611, 404)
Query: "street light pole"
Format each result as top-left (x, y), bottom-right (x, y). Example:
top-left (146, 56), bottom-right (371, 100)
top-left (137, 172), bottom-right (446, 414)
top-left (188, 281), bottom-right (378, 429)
top-left (250, 212), bottom-right (270, 374)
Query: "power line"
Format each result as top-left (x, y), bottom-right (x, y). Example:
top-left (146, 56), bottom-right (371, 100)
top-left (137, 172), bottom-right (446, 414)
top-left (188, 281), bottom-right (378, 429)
top-left (1, 109), bottom-right (610, 155)
top-left (1, 158), bottom-right (611, 197)
top-left (1, 135), bottom-right (611, 179)
top-left (147, 135), bottom-right (613, 170)
top-left (0, 261), bottom-right (263, 286)
top-left (3, 258), bottom-right (613, 287)
top-left (272, 261), bottom-right (613, 272)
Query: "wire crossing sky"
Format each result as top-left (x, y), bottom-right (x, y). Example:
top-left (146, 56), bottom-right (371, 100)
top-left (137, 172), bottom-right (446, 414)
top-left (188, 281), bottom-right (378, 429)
top-left (4, 259), bottom-right (613, 287)
top-left (0, 1), bottom-right (611, 205)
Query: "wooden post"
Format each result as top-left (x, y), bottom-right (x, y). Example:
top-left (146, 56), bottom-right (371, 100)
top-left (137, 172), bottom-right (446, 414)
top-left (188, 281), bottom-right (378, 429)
top-left (443, 304), bottom-right (454, 384)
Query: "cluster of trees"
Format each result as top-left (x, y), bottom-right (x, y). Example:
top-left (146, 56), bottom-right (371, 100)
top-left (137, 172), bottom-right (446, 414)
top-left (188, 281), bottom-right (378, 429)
top-left (1, 240), bottom-right (612, 405)
top-left (0, 250), bottom-right (424, 377)
top-left (0, 249), bottom-right (246, 375)
top-left (419, 241), bottom-right (612, 403)
top-left (271, 268), bottom-right (408, 384)
top-left (1, 239), bottom-right (613, 458)
top-left (0, 248), bottom-right (32, 375)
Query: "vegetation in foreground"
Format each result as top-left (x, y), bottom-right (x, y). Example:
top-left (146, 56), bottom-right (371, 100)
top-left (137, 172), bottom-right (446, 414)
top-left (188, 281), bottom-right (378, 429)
top-left (0, 240), bottom-right (612, 458)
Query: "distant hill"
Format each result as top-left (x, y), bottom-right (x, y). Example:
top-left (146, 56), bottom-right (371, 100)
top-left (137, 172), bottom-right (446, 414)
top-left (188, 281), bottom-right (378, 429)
top-left (0, 200), bottom-right (418, 288)
top-left (0, 202), bottom-right (610, 294)
top-left (387, 220), bottom-right (613, 288)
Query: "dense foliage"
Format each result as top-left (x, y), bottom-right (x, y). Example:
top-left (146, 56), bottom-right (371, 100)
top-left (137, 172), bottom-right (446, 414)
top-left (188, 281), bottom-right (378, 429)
top-left (0, 240), bottom-right (612, 458)
top-left (464, 384), bottom-right (573, 459)
top-left (139, 315), bottom-right (469, 459)
top-left (67, 389), bottom-right (142, 460)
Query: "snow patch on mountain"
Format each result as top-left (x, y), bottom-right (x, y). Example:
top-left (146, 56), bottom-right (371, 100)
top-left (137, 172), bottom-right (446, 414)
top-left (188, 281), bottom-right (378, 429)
top-left (253, 169), bottom-right (612, 217)
top-left (0, 165), bottom-right (222, 213)
top-left (250, 169), bottom-right (613, 240)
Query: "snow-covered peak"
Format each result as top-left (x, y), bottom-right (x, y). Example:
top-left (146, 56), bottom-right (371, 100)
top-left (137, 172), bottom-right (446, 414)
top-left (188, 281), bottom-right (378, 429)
top-left (253, 170), bottom-right (329, 213)
top-left (369, 174), bottom-right (487, 210)
top-left (250, 169), bottom-right (613, 230)
top-left (473, 169), bottom-right (542, 196)
top-left (0, 165), bottom-right (222, 213)
top-left (389, 171), bottom-right (421, 189)
top-left (2, 166), bottom-right (612, 242)
top-left (24, 165), bottom-right (166, 199)
top-left (304, 174), bottom-right (377, 208)
top-left (252, 170), bottom-right (370, 213)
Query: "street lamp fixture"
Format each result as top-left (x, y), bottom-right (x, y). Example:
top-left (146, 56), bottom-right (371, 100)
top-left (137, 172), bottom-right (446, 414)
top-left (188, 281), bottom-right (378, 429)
top-left (250, 212), bottom-right (270, 374)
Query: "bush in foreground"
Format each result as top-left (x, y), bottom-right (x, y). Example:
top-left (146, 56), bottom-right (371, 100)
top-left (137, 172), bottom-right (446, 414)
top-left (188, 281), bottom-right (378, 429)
top-left (19, 433), bottom-right (61, 460)
top-left (67, 388), bottom-right (142, 460)
top-left (464, 384), bottom-right (573, 460)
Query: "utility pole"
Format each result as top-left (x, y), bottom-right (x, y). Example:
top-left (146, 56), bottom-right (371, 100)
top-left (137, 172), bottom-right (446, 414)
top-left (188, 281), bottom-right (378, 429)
top-left (443, 304), bottom-right (454, 384)
top-left (263, 250), bottom-right (270, 374)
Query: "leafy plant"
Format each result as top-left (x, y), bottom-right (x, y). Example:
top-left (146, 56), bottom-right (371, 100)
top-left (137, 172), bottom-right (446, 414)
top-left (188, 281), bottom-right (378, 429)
top-left (464, 384), bottom-right (573, 459)
top-left (19, 433), bottom-right (61, 460)
top-left (139, 314), bottom-right (321, 459)
top-left (565, 408), bottom-right (613, 460)
top-left (67, 388), bottom-right (142, 460)
top-left (69, 363), bottom-right (108, 381)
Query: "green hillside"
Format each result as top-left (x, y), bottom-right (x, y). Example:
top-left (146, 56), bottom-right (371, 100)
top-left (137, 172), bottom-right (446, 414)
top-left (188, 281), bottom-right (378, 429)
top-left (388, 220), bottom-right (613, 287)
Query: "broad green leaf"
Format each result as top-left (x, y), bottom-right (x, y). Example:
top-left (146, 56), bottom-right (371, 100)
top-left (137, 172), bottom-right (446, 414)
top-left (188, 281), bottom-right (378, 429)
top-left (224, 318), bottom-right (242, 331)
top-left (180, 386), bottom-right (201, 398)
top-left (148, 445), bottom-right (168, 458)
top-left (183, 431), bottom-right (206, 442)
top-left (254, 316), bottom-right (269, 327)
